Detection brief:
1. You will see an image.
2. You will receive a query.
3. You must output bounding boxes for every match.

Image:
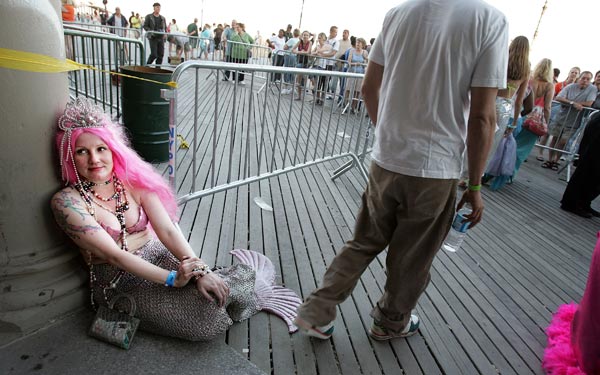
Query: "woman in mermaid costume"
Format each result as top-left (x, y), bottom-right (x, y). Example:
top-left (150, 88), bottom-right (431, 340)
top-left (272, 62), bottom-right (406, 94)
top-left (51, 98), bottom-right (300, 340)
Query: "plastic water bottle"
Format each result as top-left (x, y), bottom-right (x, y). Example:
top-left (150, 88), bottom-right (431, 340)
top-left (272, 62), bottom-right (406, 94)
top-left (441, 206), bottom-right (472, 252)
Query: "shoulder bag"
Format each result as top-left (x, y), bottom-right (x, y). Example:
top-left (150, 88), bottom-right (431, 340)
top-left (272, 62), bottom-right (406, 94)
top-left (523, 97), bottom-right (548, 136)
top-left (88, 293), bottom-right (140, 349)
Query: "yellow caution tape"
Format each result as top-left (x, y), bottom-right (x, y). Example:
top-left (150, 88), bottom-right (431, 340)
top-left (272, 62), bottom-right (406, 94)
top-left (0, 47), bottom-right (178, 88)
top-left (177, 134), bottom-right (189, 149)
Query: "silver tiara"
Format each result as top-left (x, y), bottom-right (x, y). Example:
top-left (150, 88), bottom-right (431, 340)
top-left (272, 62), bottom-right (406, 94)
top-left (58, 98), bottom-right (107, 185)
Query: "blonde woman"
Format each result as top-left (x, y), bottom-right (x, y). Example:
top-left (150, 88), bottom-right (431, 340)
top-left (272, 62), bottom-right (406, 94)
top-left (514, 58), bottom-right (554, 176)
top-left (310, 33), bottom-right (331, 104)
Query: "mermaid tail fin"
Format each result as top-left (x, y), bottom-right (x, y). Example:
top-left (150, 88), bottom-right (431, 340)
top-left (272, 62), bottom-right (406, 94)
top-left (231, 249), bottom-right (301, 333)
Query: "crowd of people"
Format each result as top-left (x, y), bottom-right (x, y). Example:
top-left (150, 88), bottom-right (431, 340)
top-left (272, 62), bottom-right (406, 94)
top-left (472, 37), bottom-right (600, 202)
top-left (65, 1), bottom-right (375, 99)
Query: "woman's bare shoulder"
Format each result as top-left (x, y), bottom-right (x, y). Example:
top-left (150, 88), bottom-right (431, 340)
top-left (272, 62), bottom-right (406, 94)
top-left (51, 187), bottom-right (84, 212)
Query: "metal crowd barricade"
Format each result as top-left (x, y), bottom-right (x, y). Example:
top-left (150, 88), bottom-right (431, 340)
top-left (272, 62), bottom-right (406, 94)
top-left (222, 40), bottom-right (274, 85)
top-left (63, 21), bottom-right (138, 39)
top-left (273, 49), bottom-right (368, 106)
top-left (63, 28), bottom-right (145, 118)
top-left (164, 61), bottom-right (374, 205)
top-left (142, 32), bottom-right (216, 66)
top-left (535, 101), bottom-right (598, 180)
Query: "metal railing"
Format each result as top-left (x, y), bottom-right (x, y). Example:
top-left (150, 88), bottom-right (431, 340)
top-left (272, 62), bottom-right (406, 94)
top-left (64, 28), bottom-right (145, 118)
top-left (163, 61), bottom-right (373, 205)
top-left (64, 21), bottom-right (138, 39)
top-left (535, 101), bottom-right (598, 180)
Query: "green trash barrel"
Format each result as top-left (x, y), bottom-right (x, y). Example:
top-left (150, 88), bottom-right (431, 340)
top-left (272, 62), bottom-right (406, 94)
top-left (120, 66), bottom-right (172, 163)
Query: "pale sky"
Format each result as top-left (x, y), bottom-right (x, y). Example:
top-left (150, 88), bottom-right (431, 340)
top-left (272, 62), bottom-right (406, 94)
top-left (96, 0), bottom-right (598, 77)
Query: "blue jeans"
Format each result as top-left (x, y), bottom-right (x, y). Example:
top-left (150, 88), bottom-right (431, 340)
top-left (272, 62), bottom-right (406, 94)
top-left (283, 54), bottom-right (297, 84)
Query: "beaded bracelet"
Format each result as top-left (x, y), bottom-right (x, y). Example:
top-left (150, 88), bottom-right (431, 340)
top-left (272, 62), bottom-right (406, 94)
top-left (165, 270), bottom-right (177, 287)
top-left (193, 264), bottom-right (212, 282)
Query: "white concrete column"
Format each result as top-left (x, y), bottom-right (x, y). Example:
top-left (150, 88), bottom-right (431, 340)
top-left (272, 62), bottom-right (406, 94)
top-left (0, 0), bottom-right (86, 342)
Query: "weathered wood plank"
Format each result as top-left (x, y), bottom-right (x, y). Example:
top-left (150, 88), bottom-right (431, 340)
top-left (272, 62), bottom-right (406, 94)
top-left (163, 73), bottom-right (598, 374)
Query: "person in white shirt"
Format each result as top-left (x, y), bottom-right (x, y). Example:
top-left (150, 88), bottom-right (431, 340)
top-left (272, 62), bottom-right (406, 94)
top-left (322, 26), bottom-right (340, 98)
top-left (331, 29), bottom-right (351, 100)
top-left (267, 29), bottom-right (286, 82)
top-left (294, 0), bottom-right (508, 341)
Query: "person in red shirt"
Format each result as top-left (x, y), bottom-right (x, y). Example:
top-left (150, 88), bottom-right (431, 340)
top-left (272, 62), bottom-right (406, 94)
top-left (554, 66), bottom-right (580, 97)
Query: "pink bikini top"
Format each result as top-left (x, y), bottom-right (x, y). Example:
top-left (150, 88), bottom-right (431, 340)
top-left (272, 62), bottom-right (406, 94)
top-left (99, 206), bottom-right (148, 242)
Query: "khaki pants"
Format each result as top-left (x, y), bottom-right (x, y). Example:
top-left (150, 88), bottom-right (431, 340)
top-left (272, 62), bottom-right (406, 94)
top-left (297, 163), bottom-right (457, 332)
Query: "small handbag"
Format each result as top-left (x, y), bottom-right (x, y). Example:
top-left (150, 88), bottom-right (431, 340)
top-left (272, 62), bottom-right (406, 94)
top-left (88, 293), bottom-right (140, 349)
top-left (523, 97), bottom-right (548, 136)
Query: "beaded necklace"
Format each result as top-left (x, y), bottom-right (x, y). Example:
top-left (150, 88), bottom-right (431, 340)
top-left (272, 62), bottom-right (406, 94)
top-left (74, 174), bottom-right (132, 308)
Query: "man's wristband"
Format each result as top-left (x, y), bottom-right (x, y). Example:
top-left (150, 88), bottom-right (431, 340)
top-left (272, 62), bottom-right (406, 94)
top-left (468, 184), bottom-right (482, 192)
top-left (165, 270), bottom-right (177, 287)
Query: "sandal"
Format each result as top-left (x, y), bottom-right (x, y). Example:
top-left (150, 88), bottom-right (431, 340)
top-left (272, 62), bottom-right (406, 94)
top-left (551, 162), bottom-right (559, 171)
top-left (541, 161), bottom-right (553, 169)
top-left (536, 156), bottom-right (544, 161)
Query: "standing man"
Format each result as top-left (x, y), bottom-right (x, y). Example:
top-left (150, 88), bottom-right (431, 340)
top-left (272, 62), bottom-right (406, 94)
top-left (322, 26), bottom-right (340, 99)
top-left (187, 18), bottom-right (199, 59)
top-left (143, 2), bottom-right (167, 65)
top-left (332, 29), bottom-right (351, 101)
top-left (284, 24), bottom-right (293, 41)
top-left (294, 0), bottom-right (508, 340)
top-left (543, 71), bottom-right (597, 170)
top-left (106, 7), bottom-right (129, 37)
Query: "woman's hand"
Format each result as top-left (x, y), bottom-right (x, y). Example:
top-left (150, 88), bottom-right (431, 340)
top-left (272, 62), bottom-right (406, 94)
top-left (196, 273), bottom-right (230, 307)
top-left (173, 255), bottom-right (201, 287)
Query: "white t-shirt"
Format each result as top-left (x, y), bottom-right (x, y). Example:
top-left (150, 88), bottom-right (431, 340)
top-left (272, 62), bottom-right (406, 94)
top-left (114, 15), bottom-right (126, 37)
top-left (325, 38), bottom-right (339, 66)
top-left (269, 36), bottom-right (286, 55)
top-left (336, 39), bottom-right (351, 60)
top-left (369, 0), bottom-right (508, 179)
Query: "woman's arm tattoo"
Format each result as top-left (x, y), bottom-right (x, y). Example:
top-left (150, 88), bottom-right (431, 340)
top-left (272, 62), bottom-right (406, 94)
top-left (52, 191), bottom-right (102, 239)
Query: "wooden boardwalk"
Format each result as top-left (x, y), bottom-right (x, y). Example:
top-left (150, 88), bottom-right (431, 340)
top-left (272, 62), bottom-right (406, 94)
top-left (157, 68), bottom-right (597, 375)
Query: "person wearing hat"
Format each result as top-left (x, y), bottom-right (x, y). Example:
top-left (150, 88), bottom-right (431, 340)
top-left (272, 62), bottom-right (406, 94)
top-left (143, 2), bottom-right (167, 64)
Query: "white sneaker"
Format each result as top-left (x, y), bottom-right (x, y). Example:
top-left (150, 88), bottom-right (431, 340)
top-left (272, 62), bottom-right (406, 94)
top-left (281, 88), bottom-right (291, 95)
top-left (239, 81), bottom-right (246, 85)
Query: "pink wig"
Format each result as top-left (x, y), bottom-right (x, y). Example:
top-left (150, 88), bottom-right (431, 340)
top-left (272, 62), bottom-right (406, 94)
top-left (56, 104), bottom-right (178, 222)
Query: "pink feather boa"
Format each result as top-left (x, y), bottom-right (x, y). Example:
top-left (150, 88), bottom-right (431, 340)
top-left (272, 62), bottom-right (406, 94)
top-left (542, 303), bottom-right (584, 375)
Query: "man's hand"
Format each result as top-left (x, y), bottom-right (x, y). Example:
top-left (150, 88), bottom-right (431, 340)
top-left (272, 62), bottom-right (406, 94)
top-left (457, 190), bottom-right (484, 228)
top-left (196, 273), bottom-right (229, 307)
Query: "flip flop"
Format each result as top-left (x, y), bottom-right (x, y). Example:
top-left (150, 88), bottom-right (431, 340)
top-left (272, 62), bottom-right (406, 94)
top-left (541, 161), bottom-right (553, 169)
top-left (536, 156), bottom-right (544, 161)
top-left (551, 162), bottom-right (559, 171)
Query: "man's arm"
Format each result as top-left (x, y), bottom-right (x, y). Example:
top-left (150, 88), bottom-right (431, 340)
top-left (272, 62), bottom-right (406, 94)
top-left (361, 60), bottom-right (384, 126)
top-left (555, 94), bottom-right (594, 110)
top-left (458, 86), bottom-right (498, 227)
top-left (322, 45), bottom-right (338, 58)
top-left (142, 15), bottom-right (151, 32)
